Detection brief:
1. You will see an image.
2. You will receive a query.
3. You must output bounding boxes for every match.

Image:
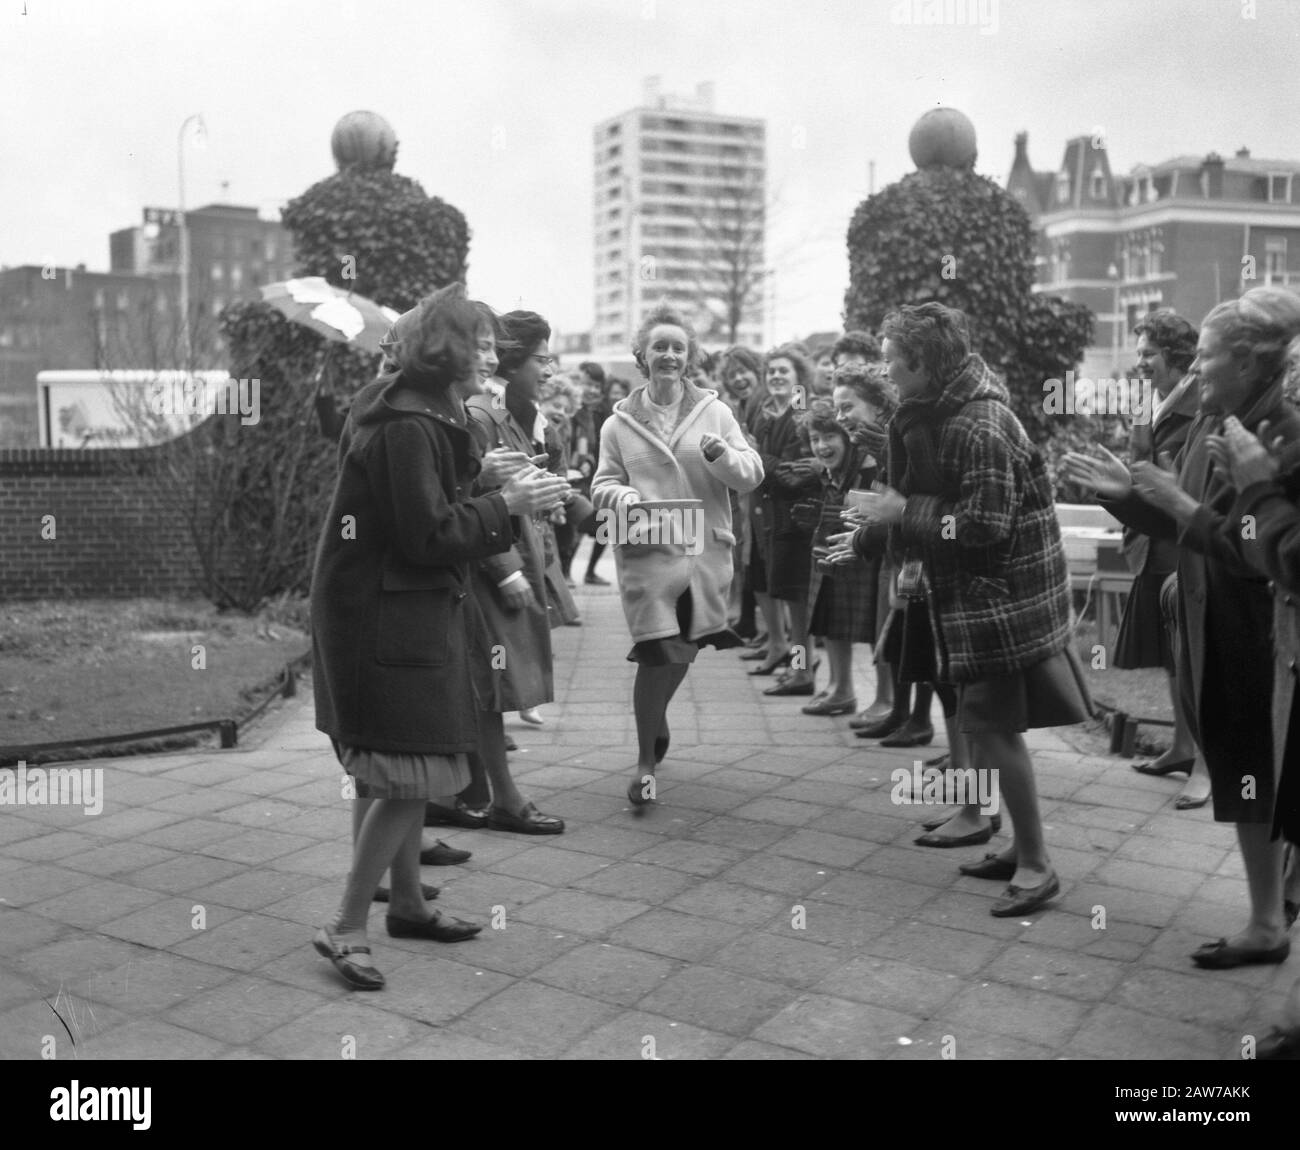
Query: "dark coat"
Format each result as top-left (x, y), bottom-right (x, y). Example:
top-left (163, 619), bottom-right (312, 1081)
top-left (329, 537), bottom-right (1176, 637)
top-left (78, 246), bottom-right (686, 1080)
top-left (807, 443), bottom-right (880, 642)
top-left (311, 375), bottom-right (513, 754)
top-left (853, 355), bottom-right (1072, 684)
top-left (1102, 379), bottom-right (1300, 817)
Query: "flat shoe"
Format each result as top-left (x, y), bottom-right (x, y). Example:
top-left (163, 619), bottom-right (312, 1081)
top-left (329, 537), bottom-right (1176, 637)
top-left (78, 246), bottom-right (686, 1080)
top-left (584, 573), bottom-right (611, 586)
top-left (1191, 937), bottom-right (1290, 969)
top-left (519, 708), bottom-right (544, 726)
top-left (855, 717), bottom-right (902, 740)
top-left (312, 926), bottom-right (385, 990)
top-left (749, 653), bottom-right (792, 676)
top-left (849, 705), bottom-right (895, 729)
top-left (504, 735), bottom-right (518, 752)
top-left (1131, 757), bottom-right (1194, 777)
top-left (880, 725), bottom-right (934, 748)
top-left (385, 912), bottom-right (482, 943)
top-left (914, 823), bottom-right (994, 849)
top-left (1256, 1026), bottom-right (1300, 1060)
top-left (959, 852), bottom-right (1016, 881)
top-left (922, 812), bottom-right (1002, 833)
top-left (764, 678), bottom-right (815, 697)
top-left (990, 871), bottom-right (1060, 917)
top-left (628, 773), bottom-right (655, 807)
top-left (424, 800), bottom-right (490, 829)
top-left (739, 647), bottom-right (769, 661)
top-left (802, 696), bottom-right (857, 716)
top-left (487, 802), bottom-right (565, 835)
top-left (373, 882), bottom-right (439, 903)
top-left (419, 839), bottom-right (471, 866)
top-left (1174, 792), bottom-right (1210, 810)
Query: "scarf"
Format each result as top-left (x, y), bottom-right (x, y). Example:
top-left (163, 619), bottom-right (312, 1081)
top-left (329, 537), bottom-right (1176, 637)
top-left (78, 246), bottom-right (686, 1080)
top-left (505, 385), bottom-right (544, 452)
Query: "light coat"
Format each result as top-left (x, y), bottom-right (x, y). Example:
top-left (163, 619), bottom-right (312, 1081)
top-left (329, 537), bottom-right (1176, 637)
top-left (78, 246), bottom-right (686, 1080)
top-left (592, 381), bottom-right (763, 643)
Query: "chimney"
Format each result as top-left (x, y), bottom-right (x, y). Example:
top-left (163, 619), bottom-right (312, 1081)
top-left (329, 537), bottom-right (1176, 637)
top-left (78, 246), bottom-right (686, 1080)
top-left (1014, 131), bottom-right (1029, 163)
top-left (1201, 152), bottom-right (1225, 198)
top-left (1236, 146), bottom-right (1251, 159)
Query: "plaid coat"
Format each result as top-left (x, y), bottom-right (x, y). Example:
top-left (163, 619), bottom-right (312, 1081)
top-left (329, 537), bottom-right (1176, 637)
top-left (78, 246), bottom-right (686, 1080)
top-left (853, 354), bottom-right (1071, 684)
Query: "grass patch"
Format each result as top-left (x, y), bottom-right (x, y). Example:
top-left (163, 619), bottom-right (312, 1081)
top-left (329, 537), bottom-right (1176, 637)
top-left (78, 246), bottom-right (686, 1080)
top-left (1068, 618), bottom-right (1173, 760)
top-left (0, 598), bottom-right (309, 761)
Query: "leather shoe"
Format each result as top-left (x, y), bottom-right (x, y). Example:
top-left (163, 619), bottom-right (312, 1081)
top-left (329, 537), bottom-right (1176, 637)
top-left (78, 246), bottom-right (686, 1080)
top-left (1132, 757), bottom-right (1194, 777)
top-left (990, 871), bottom-right (1060, 917)
top-left (802, 696), bottom-right (857, 716)
top-left (922, 812), bottom-right (1002, 833)
top-left (313, 925), bottom-right (385, 990)
top-left (855, 717), bottom-right (902, 739)
top-left (373, 882), bottom-right (439, 903)
top-left (1256, 1025), bottom-right (1300, 1060)
top-left (880, 723), bottom-right (934, 747)
top-left (385, 912), bottom-right (482, 943)
top-left (420, 839), bottom-right (471, 866)
top-left (424, 800), bottom-right (490, 829)
top-left (1191, 937), bottom-right (1291, 969)
top-left (584, 573), bottom-right (611, 586)
top-left (749, 652), bottom-right (792, 676)
top-left (764, 677), bottom-right (816, 697)
top-left (958, 852), bottom-right (1016, 881)
top-left (849, 705), bottom-right (895, 729)
top-left (487, 802), bottom-right (565, 834)
top-left (914, 823), bottom-right (995, 848)
top-left (739, 646), bottom-right (769, 661)
top-left (504, 734), bottom-right (518, 751)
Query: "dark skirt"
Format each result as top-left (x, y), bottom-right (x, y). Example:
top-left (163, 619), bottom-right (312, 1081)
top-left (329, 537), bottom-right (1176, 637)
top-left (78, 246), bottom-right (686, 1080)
top-left (1113, 569), bottom-right (1175, 671)
top-left (879, 599), bottom-right (938, 684)
top-left (956, 646), bottom-right (1093, 734)
top-left (809, 555), bottom-right (879, 643)
top-left (1277, 669), bottom-right (1300, 844)
top-left (627, 590), bottom-right (744, 666)
top-left (767, 532), bottom-right (814, 601)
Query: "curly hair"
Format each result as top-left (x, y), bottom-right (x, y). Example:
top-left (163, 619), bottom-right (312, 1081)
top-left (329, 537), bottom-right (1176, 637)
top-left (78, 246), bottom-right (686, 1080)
top-left (880, 302), bottom-right (971, 385)
top-left (802, 397), bottom-right (849, 443)
top-left (380, 282), bottom-right (492, 393)
top-left (766, 342), bottom-right (815, 394)
top-left (832, 363), bottom-right (898, 423)
top-left (632, 303), bottom-right (699, 376)
top-left (496, 310), bottom-right (552, 375)
top-left (578, 360), bottom-right (606, 386)
top-left (1203, 287), bottom-right (1300, 384)
top-left (831, 330), bottom-right (882, 365)
top-left (1133, 308), bottom-right (1198, 374)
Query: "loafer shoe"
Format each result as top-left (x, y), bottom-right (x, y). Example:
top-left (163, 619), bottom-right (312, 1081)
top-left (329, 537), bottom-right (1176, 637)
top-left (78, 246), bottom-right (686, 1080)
top-left (313, 925), bottom-right (385, 990)
top-left (849, 704), bottom-right (895, 729)
top-left (922, 812), bottom-right (1001, 833)
top-left (914, 823), bottom-right (995, 849)
top-left (1131, 757), bottom-right (1194, 777)
top-left (958, 852), bottom-right (1016, 881)
top-left (373, 882), bottom-right (439, 903)
top-left (764, 677), bottom-right (816, 697)
top-left (584, 573), bottom-right (611, 586)
top-left (990, 871), bottom-right (1060, 917)
top-left (424, 800), bottom-right (490, 829)
top-left (1191, 937), bottom-right (1290, 969)
top-left (419, 839), bottom-right (471, 866)
top-left (504, 735), bottom-right (518, 752)
top-left (487, 802), bottom-right (565, 835)
top-left (385, 912), bottom-right (482, 943)
top-left (880, 724), bottom-right (934, 747)
top-left (855, 717), bottom-right (902, 739)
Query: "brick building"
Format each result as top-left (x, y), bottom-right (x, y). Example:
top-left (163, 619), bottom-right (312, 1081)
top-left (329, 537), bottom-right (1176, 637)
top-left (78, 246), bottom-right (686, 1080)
top-left (1008, 133), bottom-right (1300, 377)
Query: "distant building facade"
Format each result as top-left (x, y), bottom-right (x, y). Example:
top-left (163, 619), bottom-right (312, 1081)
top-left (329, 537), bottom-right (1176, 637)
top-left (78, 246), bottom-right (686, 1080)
top-left (592, 79), bottom-right (766, 361)
top-left (1008, 132), bottom-right (1300, 377)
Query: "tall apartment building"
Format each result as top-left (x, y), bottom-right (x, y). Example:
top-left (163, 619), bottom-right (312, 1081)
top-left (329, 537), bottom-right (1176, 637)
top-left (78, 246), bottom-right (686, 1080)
top-left (592, 79), bottom-right (766, 360)
top-left (1009, 132), bottom-right (1300, 377)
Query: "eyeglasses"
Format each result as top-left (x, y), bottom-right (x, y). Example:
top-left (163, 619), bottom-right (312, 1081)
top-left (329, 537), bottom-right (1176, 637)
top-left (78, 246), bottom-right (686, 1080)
top-left (529, 354), bottom-right (557, 368)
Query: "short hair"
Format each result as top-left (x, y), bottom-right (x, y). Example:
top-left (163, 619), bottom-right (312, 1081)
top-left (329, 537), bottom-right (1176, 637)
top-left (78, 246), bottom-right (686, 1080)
top-left (766, 342), bottom-right (815, 394)
top-left (1202, 288), bottom-right (1300, 384)
top-left (379, 282), bottom-right (490, 394)
top-left (721, 345), bottom-right (764, 380)
top-left (697, 350), bottom-right (719, 375)
top-left (633, 303), bottom-right (699, 376)
top-left (832, 363), bottom-right (898, 423)
top-left (579, 361), bottom-right (606, 386)
top-left (803, 398), bottom-right (849, 443)
top-left (832, 330), bottom-right (882, 365)
top-left (496, 310), bottom-right (552, 375)
top-left (880, 303), bottom-right (970, 384)
top-left (1133, 309), bottom-right (1198, 374)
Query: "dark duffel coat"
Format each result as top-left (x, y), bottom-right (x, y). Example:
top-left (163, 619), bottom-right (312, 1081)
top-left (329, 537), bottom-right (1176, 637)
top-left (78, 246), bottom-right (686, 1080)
top-left (1102, 377), bottom-right (1300, 823)
top-left (311, 375), bottom-right (513, 754)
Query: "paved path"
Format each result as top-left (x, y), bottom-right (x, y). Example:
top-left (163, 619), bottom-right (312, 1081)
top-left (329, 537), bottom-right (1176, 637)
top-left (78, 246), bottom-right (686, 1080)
top-left (1, 554), bottom-right (1292, 1059)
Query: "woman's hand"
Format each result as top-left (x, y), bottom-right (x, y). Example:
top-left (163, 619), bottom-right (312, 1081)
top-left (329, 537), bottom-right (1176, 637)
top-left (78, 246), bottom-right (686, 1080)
top-left (1130, 454), bottom-right (1199, 524)
top-left (500, 468), bottom-right (571, 516)
top-left (824, 530), bottom-right (859, 565)
top-left (479, 448), bottom-right (532, 488)
top-left (856, 486), bottom-right (905, 527)
top-left (500, 579), bottom-right (537, 611)
top-left (1206, 416), bottom-right (1282, 490)
top-left (699, 432), bottom-right (727, 462)
top-left (1059, 446), bottom-right (1133, 500)
top-left (840, 505), bottom-right (868, 528)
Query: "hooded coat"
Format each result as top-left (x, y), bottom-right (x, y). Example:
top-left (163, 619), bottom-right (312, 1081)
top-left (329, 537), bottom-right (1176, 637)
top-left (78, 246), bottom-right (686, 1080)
top-left (853, 354), bottom-right (1072, 684)
top-left (592, 380), bottom-right (763, 643)
top-left (311, 374), bottom-right (513, 754)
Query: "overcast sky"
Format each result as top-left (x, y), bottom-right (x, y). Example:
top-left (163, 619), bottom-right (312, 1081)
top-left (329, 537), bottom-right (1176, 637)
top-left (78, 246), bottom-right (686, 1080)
top-left (3, 0), bottom-right (1299, 345)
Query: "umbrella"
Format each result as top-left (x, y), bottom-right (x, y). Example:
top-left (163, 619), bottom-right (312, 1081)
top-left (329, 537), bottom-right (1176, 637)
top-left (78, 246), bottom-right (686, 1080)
top-left (259, 277), bottom-right (400, 355)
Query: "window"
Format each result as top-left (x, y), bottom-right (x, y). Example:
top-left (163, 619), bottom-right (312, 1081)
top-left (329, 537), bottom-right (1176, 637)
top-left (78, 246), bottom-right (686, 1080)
top-left (1269, 174), bottom-right (1293, 204)
top-left (212, 296), bottom-right (225, 316)
top-left (116, 291), bottom-right (129, 311)
top-left (93, 289), bottom-right (105, 310)
top-left (1266, 237), bottom-right (1288, 284)
top-left (213, 235), bottom-right (226, 256)
top-left (264, 238), bottom-right (277, 261)
top-left (211, 262), bottom-right (224, 282)
top-left (1090, 166), bottom-right (1106, 200)
top-left (1055, 170), bottom-right (1070, 204)
top-left (230, 265), bottom-right (243, 290)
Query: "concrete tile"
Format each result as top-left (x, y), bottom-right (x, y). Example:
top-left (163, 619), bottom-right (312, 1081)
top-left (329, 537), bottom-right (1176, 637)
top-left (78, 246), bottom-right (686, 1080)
top-left (531, 941), bottom-right (679, 1007)
top-left (253, 999), bottom-right (425, 1059)
top-left (1112, 966), bottom-right (1260, 1028)
top-left (753, 993), bottom-right (922, 1058)
top-left (457, 981), bottom-right (619, 1057)
top-left (170, 911), bottom-right (310, 971)
top-left (514, 890), bottom-right (650, 935)
top-left (722, 1039), bottom-right (817, 1059)
top-left (83, 952), bottom-right (236, 1014)
top-left (571, 860), bottom-right (698, 903)
top-left (637, 963), bottom-right (799, 1035)
top-left (628, 838), bottom-right (745, 877)
top-left (0, 996), bottom-right (132, 1060)
top-left (35, 879), bottom-right (166, 929)
top-left (491, 844), bottom-right (617, 886)
top-left (1066, 1003), bottom-right (1231, 1060)
top-left (939, 981), bottom-right (1089, 1046)
top-left (558, 1009), bottom-right (734, 1060)
top-left (812, 955), bottom-right (964, 1017)
top-left (710, 931), bottom-right (846, 989)
top-left (1, 863), bottom-right (101, 908)
top-left (607, 908), bottom-right (745, 962)
top-left (861, 920), bottom-right (1009, 976)
top-left (59, 840), bottom-right (181, 878)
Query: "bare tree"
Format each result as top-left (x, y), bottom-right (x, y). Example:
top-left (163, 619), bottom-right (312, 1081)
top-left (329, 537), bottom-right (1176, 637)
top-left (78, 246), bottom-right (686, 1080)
top-left (686, 173), bottom-right (768, 346)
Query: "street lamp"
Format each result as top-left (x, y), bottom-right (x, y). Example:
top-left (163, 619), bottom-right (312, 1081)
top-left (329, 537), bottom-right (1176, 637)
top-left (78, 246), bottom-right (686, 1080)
top-left (178, 113), bottom-right (206, 369)
top-left (1107, 262), bottom-right (1121, 373)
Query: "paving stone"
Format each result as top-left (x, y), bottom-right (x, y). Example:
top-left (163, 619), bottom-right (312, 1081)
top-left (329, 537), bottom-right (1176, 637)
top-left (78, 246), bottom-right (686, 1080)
top-left (861, 920), bottom-right (1009, 976)
top-left (184, 868), bottom-right (320, 912)
top-left (491, 844), bottom-right (618, 886)
top-left (685, 815), bottom-right (794, 852)
top-left (939, 981), bottom-right (1089, 1046)
top-left (558, 1008), bottom-right (734, 1059)
top-left (170, 911), bottom-right (309, 972)
top-left (1, 863), bottom-right (102, 907)
top-left (5, 830), bottom-right (98, 863)
top-left (59, 840), bottom-right (181, 878)
top-left (388, 1027), bottom-right (537, 1059)
top-left (531, 941), bottom-right (678, 1006)
top-left (628, 837), bottom-right (745, 877)
top-left (637, 963), bottom-right (798, 1035)
top-left (1092, 857), bottom-right (1208, 899)
top-left (710, 930), bottom-right (846, 989)
top-left (83, 952), bottom-right (235, 1015)
top-left (571, 860), bottom-right (698, 903)
top-left (0, 997), bottom-right (131, 1060)
top-left (1113, 966), bottom-right (1260, 1028)
top-left (813, 955), bottom-right (964, 1017)
top-left (35, 879), bottom-right (167, 929)
top-left (457, 981), bottom-right (619, 1057)
top-left (1065, 1003), bottom-right (1232, 1060)
top-left (721, 1038), bottom-right (817, 1059)
top-left (254, 999), bottom-right (425, 1059)
top-left (607, 908), bottom-right (745, 962)
top-left (809, 871), bottom-right (940, 914)
top-left (776, 899), bottom-right (895, 950)
top-left (515, 890), bottom-right (650, 936)
top-left (136, 817), bottom-right (247, 851)
top-left (889, 1025), bottom-right (1061, 1060)
top-left (753, 993), bottom-right (922, 1058)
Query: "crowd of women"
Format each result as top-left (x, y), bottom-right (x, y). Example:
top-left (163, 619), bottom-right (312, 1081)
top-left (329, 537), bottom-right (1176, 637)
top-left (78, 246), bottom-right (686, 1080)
top-left (305, 279), bottom-right (1300, 1058)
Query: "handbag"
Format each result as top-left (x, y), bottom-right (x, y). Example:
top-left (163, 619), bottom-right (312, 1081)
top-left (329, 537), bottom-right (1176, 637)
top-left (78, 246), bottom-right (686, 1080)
top-left (896, 557), bottom-right (929, 601)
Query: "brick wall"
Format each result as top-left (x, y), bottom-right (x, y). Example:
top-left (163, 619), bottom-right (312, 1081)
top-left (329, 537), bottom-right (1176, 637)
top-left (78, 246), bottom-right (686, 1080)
top-left (0, 444), bottom-right (204, 601)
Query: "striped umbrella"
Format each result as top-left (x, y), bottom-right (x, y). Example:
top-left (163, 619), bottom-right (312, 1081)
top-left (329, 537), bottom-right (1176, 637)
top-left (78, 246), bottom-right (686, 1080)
top-left (259, 277), bottom-right (400, 355)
